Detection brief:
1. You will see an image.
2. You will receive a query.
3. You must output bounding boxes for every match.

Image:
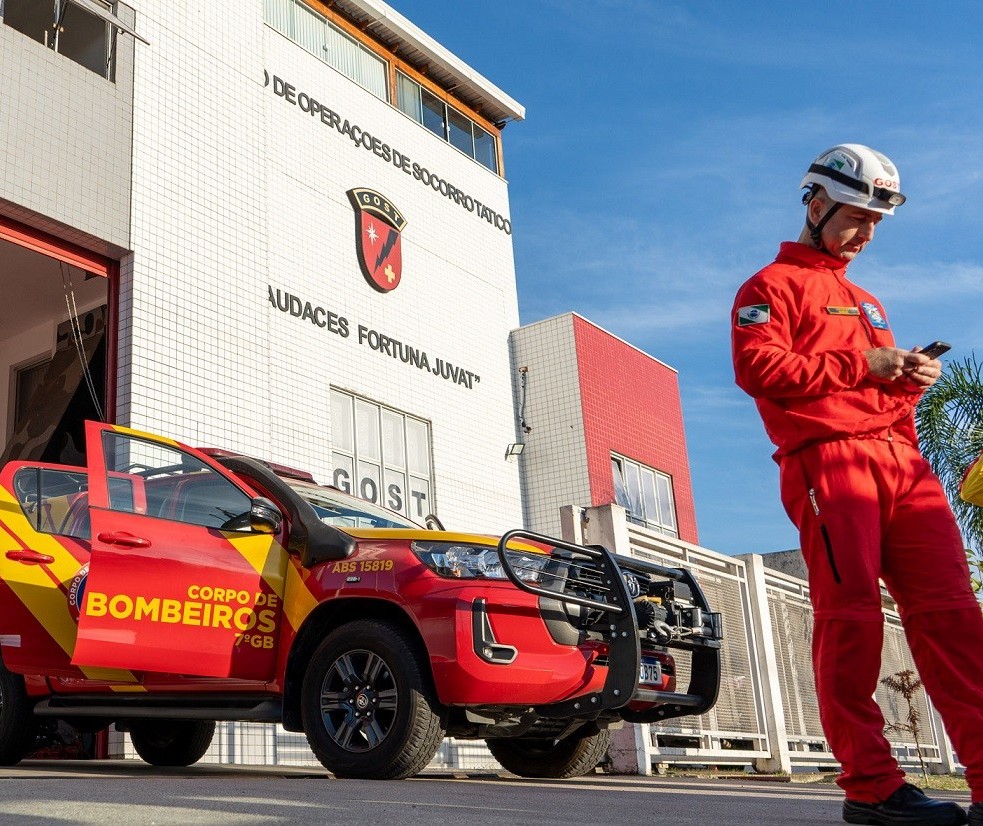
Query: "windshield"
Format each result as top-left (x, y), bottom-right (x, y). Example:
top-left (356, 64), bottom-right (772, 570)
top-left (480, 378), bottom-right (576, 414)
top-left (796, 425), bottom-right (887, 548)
top-left (287, 481), bottom-right (419, 529)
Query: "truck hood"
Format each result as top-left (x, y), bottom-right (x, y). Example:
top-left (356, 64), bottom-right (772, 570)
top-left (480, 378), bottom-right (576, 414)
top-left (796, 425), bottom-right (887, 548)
top-left (341, 528), bottom-right (546, 553)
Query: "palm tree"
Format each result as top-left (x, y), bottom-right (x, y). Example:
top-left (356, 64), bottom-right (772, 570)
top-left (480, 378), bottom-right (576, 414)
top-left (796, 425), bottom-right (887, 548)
top-left (915, 354), bottom-right (983, 590)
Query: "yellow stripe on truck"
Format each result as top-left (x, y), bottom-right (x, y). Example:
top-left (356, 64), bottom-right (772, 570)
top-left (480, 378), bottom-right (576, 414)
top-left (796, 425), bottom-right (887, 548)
top-left (0, 489), bottom-right (140, 685)
top-left (224, 533), bottom-right (287, 599)
top-left (282, 560), bottom-right (317, 635)
top-left (108, 424), bottom-right (180, 448)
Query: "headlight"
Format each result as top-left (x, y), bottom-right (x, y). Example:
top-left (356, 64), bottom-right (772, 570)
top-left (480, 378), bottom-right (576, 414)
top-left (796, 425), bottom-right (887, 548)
top-left (413, 541), bottom-right (550, 584)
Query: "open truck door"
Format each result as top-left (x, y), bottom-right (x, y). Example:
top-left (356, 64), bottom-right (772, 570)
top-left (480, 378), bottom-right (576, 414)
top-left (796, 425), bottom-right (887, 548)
top-left (73, 422), bottom-right (287, 680)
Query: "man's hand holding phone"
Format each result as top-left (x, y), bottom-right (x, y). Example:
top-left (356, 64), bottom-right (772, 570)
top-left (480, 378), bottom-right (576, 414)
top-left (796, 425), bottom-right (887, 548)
top-left (916, 341), bottom-right (951, 360)
top-left (901, 340), bottom-right (951, 388)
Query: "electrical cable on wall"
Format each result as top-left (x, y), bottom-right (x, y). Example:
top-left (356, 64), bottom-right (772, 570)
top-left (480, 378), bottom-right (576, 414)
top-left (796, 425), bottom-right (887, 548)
top-left (61, 262), bottom-right (105, 422)
top-left (518, 366), bottom-right (531, 433)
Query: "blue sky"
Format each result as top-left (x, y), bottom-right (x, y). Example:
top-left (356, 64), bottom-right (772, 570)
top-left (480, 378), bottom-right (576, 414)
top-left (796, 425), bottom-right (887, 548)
top-left (393, 1), bottom-right (983, 556)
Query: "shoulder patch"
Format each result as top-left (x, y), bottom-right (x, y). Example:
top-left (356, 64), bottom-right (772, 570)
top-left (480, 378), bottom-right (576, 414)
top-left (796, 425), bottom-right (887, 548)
top-left (861, 301), bottom-right (889, 330)
top-left (737, 304), bottom-right (770, 326)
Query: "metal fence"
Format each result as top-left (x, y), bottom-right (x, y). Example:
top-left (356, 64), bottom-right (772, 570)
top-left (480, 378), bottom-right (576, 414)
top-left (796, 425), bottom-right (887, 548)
top-left (574, 505), bottom-right (958, 776)
top-left (108, 503), bottom-right (959, 776)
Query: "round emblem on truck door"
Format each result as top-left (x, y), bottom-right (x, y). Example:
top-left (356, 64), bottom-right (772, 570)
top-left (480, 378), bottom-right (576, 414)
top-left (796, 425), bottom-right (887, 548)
top-left (67, 563), bottom-right (89, 623)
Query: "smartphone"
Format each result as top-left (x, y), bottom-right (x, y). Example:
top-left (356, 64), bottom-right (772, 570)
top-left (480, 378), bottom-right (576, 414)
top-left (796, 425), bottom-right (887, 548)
top-left (919, 341), bottom-right (952, 359)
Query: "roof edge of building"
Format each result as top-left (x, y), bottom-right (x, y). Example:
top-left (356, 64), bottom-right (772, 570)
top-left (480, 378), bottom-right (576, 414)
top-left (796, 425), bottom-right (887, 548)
top-left (512, 312), bottom-right (678, 374)
top-left (343, 0), bottom-right (525, 123)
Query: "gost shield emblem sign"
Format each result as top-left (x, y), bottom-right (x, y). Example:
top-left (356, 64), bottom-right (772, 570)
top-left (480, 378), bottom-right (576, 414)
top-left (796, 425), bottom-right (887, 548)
top-left (347, 188), bottom-right (407, 293)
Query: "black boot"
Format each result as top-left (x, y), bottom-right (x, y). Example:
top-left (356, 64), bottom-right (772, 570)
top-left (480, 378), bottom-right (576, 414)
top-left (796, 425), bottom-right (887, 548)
top-left (842, 783), bottom-right (967, 825)
top-left (968, 802), bottom-right (982, 826)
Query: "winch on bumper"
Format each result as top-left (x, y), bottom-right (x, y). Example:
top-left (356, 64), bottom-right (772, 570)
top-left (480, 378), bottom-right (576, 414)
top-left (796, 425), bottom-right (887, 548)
top-left (494, 530), bottom-right (723, 724)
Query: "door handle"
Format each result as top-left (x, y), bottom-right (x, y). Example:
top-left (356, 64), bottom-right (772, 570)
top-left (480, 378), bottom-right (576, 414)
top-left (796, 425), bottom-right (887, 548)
top-left (96, 531), bottom-right (151, 548)
top-left (5, 550), bottom-right (55, 565)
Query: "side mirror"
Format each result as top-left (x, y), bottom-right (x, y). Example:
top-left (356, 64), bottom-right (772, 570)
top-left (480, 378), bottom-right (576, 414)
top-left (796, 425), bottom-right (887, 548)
top-left (249, 497), bottom-right (283, 535)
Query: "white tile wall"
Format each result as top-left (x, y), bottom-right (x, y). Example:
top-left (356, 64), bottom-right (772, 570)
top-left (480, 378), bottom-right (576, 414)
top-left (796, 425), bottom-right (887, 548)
top-left (509, 314), bottom-right (591, 537)
top-left (122, 2), bottom-right (523, 531)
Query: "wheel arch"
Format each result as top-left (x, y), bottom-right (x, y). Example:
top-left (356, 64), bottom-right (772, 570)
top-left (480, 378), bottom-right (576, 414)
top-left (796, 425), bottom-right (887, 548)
top-left (282, 598), bottom-right (434, 732)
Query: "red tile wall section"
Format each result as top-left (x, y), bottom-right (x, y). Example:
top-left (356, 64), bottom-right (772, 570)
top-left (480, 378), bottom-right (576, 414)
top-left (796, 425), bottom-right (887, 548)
top-left (572, 316), bottom-right (698, 544)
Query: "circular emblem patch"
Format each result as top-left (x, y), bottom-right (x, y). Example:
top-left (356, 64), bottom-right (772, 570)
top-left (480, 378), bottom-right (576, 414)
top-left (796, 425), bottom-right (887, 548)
top-left (67, 563), bottom-right (89, 623)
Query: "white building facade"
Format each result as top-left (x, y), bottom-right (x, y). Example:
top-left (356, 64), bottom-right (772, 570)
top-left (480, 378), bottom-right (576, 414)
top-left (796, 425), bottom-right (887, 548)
top-left (1, 0), bottom-right (526, 532)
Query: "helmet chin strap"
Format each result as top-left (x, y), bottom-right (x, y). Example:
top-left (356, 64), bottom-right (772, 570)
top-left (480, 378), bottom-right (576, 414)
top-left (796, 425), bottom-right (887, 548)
top-left (806, 198), bottom-right (843, 257)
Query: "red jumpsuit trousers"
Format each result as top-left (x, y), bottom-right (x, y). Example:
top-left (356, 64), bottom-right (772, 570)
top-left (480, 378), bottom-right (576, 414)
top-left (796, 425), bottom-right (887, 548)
top-left (780, 434), bottom-right (983, 803)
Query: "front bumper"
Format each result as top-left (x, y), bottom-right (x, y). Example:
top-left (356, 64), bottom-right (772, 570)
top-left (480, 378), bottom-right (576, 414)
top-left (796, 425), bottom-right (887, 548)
top-left (494, 530), bottom-right (722, 723)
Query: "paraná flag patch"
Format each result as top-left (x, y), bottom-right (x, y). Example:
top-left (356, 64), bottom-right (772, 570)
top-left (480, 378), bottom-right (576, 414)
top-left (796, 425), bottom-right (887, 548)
top-left (737, 304), bottom-right (770, 326)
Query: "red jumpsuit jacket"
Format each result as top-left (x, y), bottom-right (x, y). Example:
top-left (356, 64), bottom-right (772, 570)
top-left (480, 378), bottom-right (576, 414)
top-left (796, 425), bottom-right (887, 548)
top-left (731, 242), bottom-right (920, 457)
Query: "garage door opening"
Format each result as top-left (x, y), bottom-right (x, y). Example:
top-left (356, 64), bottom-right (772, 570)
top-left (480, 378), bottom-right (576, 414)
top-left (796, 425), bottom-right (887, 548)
top-left (0, 233), bottom-right (112, 467)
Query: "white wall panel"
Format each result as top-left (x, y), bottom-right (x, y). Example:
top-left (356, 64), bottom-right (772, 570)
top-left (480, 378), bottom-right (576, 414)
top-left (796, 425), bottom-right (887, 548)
top-left (123, 1), bottom-right (522, 531)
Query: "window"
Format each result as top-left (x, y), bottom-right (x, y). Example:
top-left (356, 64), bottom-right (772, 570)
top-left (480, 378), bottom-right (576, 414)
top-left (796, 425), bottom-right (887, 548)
top-left (13, 467), bottom-right (89, 537)
top-left (611, 455), bottom-right (678, 537)
top-left (447, 107), bottom-right (474, 155)
top-left (330, 389), bottom-right (435, 521)
top-left (263, 1), bottom-right (500, 174)
top-left (473, 124), bottom-right (497, 171)
top-left (13, 358), bottom-right (51, 435)
top-left (101, 432), bottom-right (252, 531)
top-left (396, 71), bottom-right (422, 122)
top-left (396, 71), bottom-right (500, 173)
top-left (1, 0), bottom-right (142, 79)
top-left (264, 0), bottom-right (388, 100)
top-left (57, 0), bottom-right (109, 76)
top-left (421, 88), bottom-right (447, 140)
top-left (288, 481), bottom-right (416, 530)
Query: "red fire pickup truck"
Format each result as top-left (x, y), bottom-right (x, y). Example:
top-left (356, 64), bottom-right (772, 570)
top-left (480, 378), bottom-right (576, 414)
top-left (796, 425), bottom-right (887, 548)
top-left (0, 421), bottom-right (721, 779)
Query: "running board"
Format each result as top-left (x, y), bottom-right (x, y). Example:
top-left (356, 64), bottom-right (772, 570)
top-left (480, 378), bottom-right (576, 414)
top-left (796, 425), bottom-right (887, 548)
top-left (33, 696), bottom-right (282, 722)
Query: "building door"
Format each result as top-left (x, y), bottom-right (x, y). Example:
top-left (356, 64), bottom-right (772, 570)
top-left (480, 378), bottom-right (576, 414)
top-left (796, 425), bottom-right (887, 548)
top-left (0, 216), bottom-right (114, 466)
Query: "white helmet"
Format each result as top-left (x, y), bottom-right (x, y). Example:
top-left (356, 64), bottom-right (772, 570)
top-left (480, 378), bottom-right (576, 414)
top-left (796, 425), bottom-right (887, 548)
top-left (800, 143), bottom-right (906, 215)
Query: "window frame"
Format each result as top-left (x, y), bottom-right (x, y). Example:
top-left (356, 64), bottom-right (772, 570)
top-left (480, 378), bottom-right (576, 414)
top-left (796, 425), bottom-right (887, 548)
top-left (611, 453), bottom-right (678, 537)
top-left (262, 0), bottom-right (502, 175)
top-left (99, 431), bottom-right (254, 532)
top-left (12, 356), bottom-right (52, 439)
top-left (1, 0), bottom-right (122, 80)
top-left (330, 388), bottom-right (436, 522)
top-left (263, 0), bottom-right (389, 101)
top-left (396, 69), bottom-right (501, 174)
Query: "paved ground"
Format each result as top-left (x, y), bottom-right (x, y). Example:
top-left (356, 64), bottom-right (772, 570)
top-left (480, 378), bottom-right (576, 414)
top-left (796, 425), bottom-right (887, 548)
top-left (0, 761), bottom-right (972, 825)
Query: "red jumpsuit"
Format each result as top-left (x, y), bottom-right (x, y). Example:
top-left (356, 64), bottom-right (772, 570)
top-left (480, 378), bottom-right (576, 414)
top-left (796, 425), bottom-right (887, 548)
top-left (732, 242), bottom-right (983, 804)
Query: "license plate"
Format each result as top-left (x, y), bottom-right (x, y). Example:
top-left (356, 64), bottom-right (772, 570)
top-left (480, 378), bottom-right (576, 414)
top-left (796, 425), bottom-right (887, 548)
top-left (639, 658), bottom-right (662, 686)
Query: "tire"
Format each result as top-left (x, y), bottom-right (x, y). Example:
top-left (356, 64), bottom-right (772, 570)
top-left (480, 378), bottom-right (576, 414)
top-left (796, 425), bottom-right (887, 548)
top-left (301, 619), bottom-right (446, 780)
top-left (486, 728), bottom-right (611, 779)
top-left (129, 719), bottom-right (215, 767)
top-left (0, 661), bottom-right (36, 765)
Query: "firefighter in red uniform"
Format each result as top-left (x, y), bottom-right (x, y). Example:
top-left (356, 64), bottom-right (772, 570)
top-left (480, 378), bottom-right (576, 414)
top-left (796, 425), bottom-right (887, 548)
top-left (732, 143), bottom-right (983, 826)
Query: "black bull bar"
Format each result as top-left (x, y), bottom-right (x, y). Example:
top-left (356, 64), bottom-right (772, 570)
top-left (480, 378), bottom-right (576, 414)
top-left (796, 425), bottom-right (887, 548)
top-left (496, 529), bottom-right (722, 723)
